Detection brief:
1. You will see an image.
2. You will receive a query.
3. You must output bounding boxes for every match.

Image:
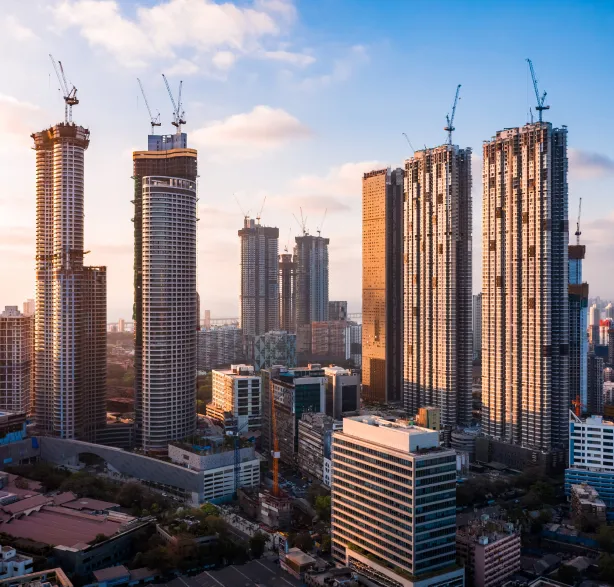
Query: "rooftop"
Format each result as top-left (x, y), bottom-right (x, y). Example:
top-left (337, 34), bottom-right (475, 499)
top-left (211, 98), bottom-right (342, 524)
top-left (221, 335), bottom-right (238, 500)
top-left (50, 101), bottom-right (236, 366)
top-left (61, 498), bottom-right (119, 512)
top-left (93, 565), bottom-right (130, 582)
top-left (571, 484), bottom-right (606, 507)
top-left (285, 547), bottom-right (316, 567)
top-left (0, 569), bottom-right (72, 587)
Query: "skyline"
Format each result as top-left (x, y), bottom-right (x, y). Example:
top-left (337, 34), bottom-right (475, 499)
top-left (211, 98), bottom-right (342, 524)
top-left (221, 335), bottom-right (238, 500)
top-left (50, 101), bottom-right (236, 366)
top-left (2, 0), bottom-right (614, 321)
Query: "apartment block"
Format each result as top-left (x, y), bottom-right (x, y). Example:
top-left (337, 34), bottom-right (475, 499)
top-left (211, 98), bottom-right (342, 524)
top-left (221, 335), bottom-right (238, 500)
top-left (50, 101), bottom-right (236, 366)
top-left (472, 294), bottom-right (482, 362)
top-left (332, 415), bottom-right (463, 587)
top-left (328, 301), bottom-right (348, 321)
top-left (404, 146), bottom-right (472, 426)
top-left (0, 307), bottom-right (33, 414)
top-left (253, 330), bottom-right (296, 372)
top-left (456, 518), bottom-right (520, 587)
top-left (347, 321), bottom-right (362, 368)
top-left (482, 122), bottom-right (569, 452)
top-left (295, 234), bottom-right (329, 328)
top-left (311, 321), bottom-right (348, 360)
top-left (569, 245), bottom-right (589, 412)
top-left (362, 168), bottom-right (404, 404)
top-left (197, 326), bottom-right (244, 372)
top-left (570, 483), bottom-right (606, 523)
top-left (297, 412), bottom-right (339, 484)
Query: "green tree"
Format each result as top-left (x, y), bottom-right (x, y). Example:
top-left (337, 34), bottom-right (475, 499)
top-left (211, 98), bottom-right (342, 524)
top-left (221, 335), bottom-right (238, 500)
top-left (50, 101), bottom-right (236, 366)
top-left (142, 546), bottom-right (176, 573)
top-left (597, 525), bottom-right (614, 553)
top-left (320, 534), bottom-right (331, 554)
top-left (574, 513), bottom-right (600, 534)
top-left (200, 502), bottom-right (219, 517)
top-left (116, 482), bottom-right (144, 509)
top-left (315, 495), bottom-right (331, 521)
top-left (557, 564), bottom-right (580, 585)
top-left (530, 481), bottom-right (556, 505)
top-left (249, 532), bottom-right (268, 558)
top-left (599, 553), bottom-right (614, 584)
top-left (294, 532), bottom-right (314, 552)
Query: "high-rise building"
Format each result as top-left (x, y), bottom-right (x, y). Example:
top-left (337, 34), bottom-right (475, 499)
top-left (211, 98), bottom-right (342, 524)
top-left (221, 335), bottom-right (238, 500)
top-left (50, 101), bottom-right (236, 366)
top-left (346, 321), bottom-right (362, 368)
top-left (361, 168), bottom-right (403, 404)
top-left (323, 365), bottom-right (360, 419)
top-left (279, 252), bottom-right (296, 333)
top-left (482, 122), bottom-right (569, 452)
top-left (239, 217), bottom-right (279, 337)
top-left (569, 244), bottom-right (589, 412)
top-left (587, 354), bottom-right (604, 415)
top-left (0, 307), bottom-right (33, 414)
top-left (32, 122), bottom-right (107, 439)
top-left (297, 412), bottom-right (338, 484)
top-left (404, 146), bottom-right (472, 426)
top-left (331, 415), bottom-right (463, 586)
top-left (117, 318), bottom-right (125, 333)
top-left (294, 234), bottom-right (329, 328)
top-left (606, 303), bottom-right (614, 320)
top-left (133, 132), bottom-right (198, 451)
top-left (197, 326), bottom-right (244, 372)
top-left (310, 320), bottom-right (348, 360)
top-left (22, 300), bottom-right (34, 317)
top-left (328, 301), bottom-right (348, 322)
top-left (253, 330), bottom-right (296, 372)
top-left (472, 294), bottom-right (482, 361)
top-left (600, 319), bottom-right (612, 348)
top-left (589, 304), bottom-right (601, 347)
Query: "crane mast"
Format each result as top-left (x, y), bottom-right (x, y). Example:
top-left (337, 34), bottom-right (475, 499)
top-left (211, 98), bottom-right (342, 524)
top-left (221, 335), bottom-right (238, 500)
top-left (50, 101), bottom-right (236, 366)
top-left (49, 54), bottom-right (79, 123)
top-left (137, 78), bottom-right (161, 134)
top-left (444, 84), bottom-right (461, 145)
top-left (526, 58), bottom-right (550, 123)
top-left (161, 74), bottom-right (186, 133)
top-left (576, 197), bottom-right (582, 246)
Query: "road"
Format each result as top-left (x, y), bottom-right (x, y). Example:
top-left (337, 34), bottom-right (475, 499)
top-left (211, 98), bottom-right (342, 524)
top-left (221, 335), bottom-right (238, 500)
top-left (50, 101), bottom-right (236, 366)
top-left (154, 559), bottom-right (300, 587)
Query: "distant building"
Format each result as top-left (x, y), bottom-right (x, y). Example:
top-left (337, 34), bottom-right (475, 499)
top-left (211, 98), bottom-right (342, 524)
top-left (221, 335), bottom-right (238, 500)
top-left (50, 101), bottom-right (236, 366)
top-left (203, 310), bottom-right (211, 329)
top-left (361, 168), bottom-right (403, 404)
top-left (606, 303), bottom-right (614, 320)
top-left (279, 253), bottom-right (296, 333)
top-left (570, 483), bottom-right (606, 523)
top-left (472, 293), bottom-right (482, 361)
top-left (253, 331), bottom-right (296, 372)
top-left (297, 412), bottom-right (338, 484)
top-left (567, 413), bottom-right (614, 507)
top-left (239, 217), bottom-right (280, 337)
top-left (0, 307), bottom-right (33, 414)
top-left (587, 354), bottom-right (604, 415)
top-left (21, 301), bottom-right (34, 318)
top-left (294, 234), bottom-right (329, 328)
top-left (328, 301), bottom-right (348, 322)
top-left (117, 318), bottom-right (125, 333)
top-left (323, 366), bottom-right (359, 419)
top-left (207, 365), bottom-right (261, 432)
top-left (310, 321), bottom-right (347, 360)
top-left (331, 416), bottom-right (463, 586)
top-left (197, 326), bottom-right (244, 372)
top-left (456, 518), bottom-right (520, 587)
top-left (604, 381), bottom-right (614, 406)
top-left (346, 321), bottom-right (362, 367)
top-left (600, 319), bottom-right (612, 348)
top-left (589, 303), bottom-right (601, 347)
top-left (416, 406), bottom-right (441, 431)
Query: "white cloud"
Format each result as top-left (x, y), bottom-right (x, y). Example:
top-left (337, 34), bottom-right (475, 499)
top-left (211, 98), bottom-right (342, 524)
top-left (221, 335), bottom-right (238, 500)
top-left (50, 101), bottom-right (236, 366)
top-left (51, 0), bottom-right (295, 70)
top-left (191, 105), bottom-right (311, 157)
top-left (261, 50), bottom-right (315, 67)
top-left (569, 148), bottom-right (614, 179)
top-left (166, 58), bottom-right (200, 76)
top-left (212, 51), bottom-right (237, 70)
top-left (3, 15), bottom-right (38, 41)
top-left (299, 44), bottom-right (368, 89)
top-left (0, 94), bottom-right (43, 149)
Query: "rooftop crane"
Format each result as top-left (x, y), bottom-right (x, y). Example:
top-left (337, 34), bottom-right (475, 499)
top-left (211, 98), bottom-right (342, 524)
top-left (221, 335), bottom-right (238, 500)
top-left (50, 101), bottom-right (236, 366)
top-left (526, 58), bottom-right (550, 123)
top-left (317, 208), bottom-right (327, 236)
top-left (444, 84), bottom-right (461, 145)
top-left (137, 78), bottom-right (161, 134)
top-left (49, 54), bottom-right (79, 124)
top-left (234, 193), bottom-right (250, 222)
top-left (256, 195), bottom-right (267, 225)
top-left (576, 197), bottom-right (582, 246)
top-left (402, 132), bottom-right (415, 154)
top-left (292, 208), bottom-right (308, 236)
top-left (161, 73), bottom-right (186, 133)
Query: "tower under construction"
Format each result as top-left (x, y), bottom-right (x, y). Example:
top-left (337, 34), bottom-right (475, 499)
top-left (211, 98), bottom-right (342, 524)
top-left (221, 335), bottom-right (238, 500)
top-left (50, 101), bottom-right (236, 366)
top-left (294, 234), bottom-right (329, 328)
top-left (279, 252), bottom-right (295, 333)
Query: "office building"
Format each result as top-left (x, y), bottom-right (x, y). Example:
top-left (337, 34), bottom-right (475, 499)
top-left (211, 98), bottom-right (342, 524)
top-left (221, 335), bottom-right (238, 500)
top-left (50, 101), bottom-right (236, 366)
top-left (362, 168), bottom-right (404, 404)
top-left (589, 304), bottom-right (600, 348)
top-left (253, 330), bottom-right (296, 371)
top-left (567, 413), bottom-right (614, 508)
top-left (331, 416), bottom-right (463, 587)
top-left (21, 301), bottom-right (34, 317)
top-left (587, 354), bottom-right (604, 415)
top-left (279, 252), bottom-right (296, 333)
top-left (32, 121), bottom-right (107, 440)
top-left (404, 145), bottom-right (472, 426)
top-left (207, 364), bottom-right (261, 432)
top-left (0, 307), bottom-right (33, 414)
top-left (482, 122), bottom-right (569, 452)
top-left (569, 244), bottom-right (589, 412)
top-left (261, 365), bottom-right (326, 464)
top-left (197, 326), bottom-right (244, 372)
top-left (294, 234), bottom-right (329, 328)
top-left (297, 412), bottom-right (339, 484)
top-left (472, 294), bottom-right (482, 361)
top-left (239, 218), bottom-right (280, 337)
top-left (328, 301), bottom-right (348, 322)
top-left (456, 518), bottom-right (520, 587)
top-left (323, 366), bottom-right (360, 419)
top-left (133, 132), bottom-right (198, 451)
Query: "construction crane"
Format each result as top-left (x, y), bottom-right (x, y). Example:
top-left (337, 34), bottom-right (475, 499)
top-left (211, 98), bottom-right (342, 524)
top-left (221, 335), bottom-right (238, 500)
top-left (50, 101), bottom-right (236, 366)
top-left (233, 193), bottom-right (250, 222)
top-left (576, 197), bottom-right (582, 246)
top-left (444, 84), bottom-right (461, 145)
top-left (317, 208), bottom-right (327, 237)
top-left (229, 421), bottom-right (255, 499)
top-left (137, 78), bottom-right (161, 134)
top-left (292, 208), bottom-right (308, 236)
top-left (526, 58), bottom-right (550, 123)
top-left (49, 54), bottom-right (79, 123)
top-left (402, 132), bottom-right (415, 154)
top-left (161, 73), bottom-right (186, 133)
top-left (256, 196), bottom-right (267, 225)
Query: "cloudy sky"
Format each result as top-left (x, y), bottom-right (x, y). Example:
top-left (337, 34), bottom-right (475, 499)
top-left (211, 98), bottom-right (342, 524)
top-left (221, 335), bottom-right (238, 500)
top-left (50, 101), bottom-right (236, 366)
top-left (1, 0), bottom-right (614, 320)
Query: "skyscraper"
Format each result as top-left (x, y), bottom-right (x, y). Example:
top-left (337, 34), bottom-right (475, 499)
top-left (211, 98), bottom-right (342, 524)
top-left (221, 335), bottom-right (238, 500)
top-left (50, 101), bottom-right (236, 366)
top-left (294, 234), bottom-right (329, 328)
top-left (472, 293), bottom-right (482, 361)
top-left (0, 306), bottom-right (33, 414)
top-left (482, 122), bottom-right (569, 452)
top-left (361, 168), bottom-right (403, 404)
top-left (328, 301), bottom-right (348, 321)
top-left (403, 146), bottom-right (472, 426)
top-left (32, 121), bottom-right (106, 440)
top-left (589, 303), bottom-right (601, 348)
top-left (587, 354), bottom-right (604, 415)
top-left (133, 132), bottom-right (198, 451)
top-left (279, 252), bottom-right (295, 333)
top-left (569, 244), bottom-right (589, 412)
top-left (239, 218), bottom-right (279, 337)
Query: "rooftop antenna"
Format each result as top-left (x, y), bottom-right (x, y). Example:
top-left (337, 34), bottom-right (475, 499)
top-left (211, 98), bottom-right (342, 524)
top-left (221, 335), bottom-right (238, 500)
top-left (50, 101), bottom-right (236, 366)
top-left (444, 84), bottom-right (461, 145)
top-left (137, 78), bottom-right (161, 134)
top-left (526, 58), bottom-right (549, 123)
top-left (256, 195), bottom-right (267, 225)
top-left (317, 208), bottom-right (327, 236)
top-left (576, 197), bottom-right (582, 246)
top-left (402, 132), bottom-right (415, 154)
top-left (49, 54), bottom-right (79, 123)
top-left (161, 73), bottom-right (186, 133)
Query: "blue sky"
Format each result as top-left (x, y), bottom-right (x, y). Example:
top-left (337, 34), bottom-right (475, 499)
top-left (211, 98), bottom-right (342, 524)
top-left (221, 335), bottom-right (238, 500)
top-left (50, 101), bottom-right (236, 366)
top-left (1, 0), bottom-right (613, 320)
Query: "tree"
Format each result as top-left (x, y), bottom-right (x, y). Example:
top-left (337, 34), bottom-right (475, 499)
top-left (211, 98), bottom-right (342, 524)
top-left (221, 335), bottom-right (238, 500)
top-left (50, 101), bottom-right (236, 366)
top-left (14, 477), bottom-right (29, 489)
top-left (320, 534), bottom-right (331, 554)
top-left (90, 534), bottom-right (108, 545)
top-left (597, 525), bottom-right (614, 553)
top-left (574, 513), bottom-right (600, 534)
top-left (530, 481), bottom-right (556, 505)
top-left (249, 532), bottom-right (268, 558)
top-left (557, 564), bottom-right (580, 586)
top-left (142, 546), bottom-right (176, 573)
top-left (200, 502), bottom-right (219, 517)
top-left (294, 532), bottom-right (314, 552)
top-left (599, 553), bottom-right (614, 584)
top-left (116, 482), bottom-right (144, 508)
top-left (315, 495), bottom-right (331, 521)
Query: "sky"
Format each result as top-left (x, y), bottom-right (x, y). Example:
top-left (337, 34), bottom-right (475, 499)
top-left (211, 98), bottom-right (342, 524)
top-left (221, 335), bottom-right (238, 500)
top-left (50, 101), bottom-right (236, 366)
top-left (1, 0), bottom-right (614, 321)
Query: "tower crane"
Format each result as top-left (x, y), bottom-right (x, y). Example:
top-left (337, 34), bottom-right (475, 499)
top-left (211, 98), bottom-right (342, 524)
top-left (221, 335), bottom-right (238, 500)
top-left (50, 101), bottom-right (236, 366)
top-left (228, 420), bottom-right (255, 499)
top-left (444, 84), bottom-right (461, 145)
top-left (402, 132), bottom-right (415, 154)
top-left (256, 196), bottom-right (267, 225)
top-left (526, 58), bottom-right (550, 123)
top-left (317, 208), bottom-right (327, 236)
top-left (161, 73), bottom-right (186, 133)
top-left (137, 78), bottom-right (161, 134)
top-left (49, 54), bottom-right (79, 123)
top-left (576, 197), bottom-right (582, 246)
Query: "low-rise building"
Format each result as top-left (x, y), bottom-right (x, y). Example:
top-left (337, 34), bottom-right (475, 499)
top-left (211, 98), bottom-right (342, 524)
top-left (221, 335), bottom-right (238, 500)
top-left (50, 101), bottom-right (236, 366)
top-left (323, 366), bottom-right (360, 419)
top-left (90, 565), bottom-right (156, 587)
top-left (570, 483), bottom-right (606, 523)
top-left (297, 413), bottom-right (338, 483)
top-left (0, 569), bottom-right (72, 587)
top-left (456, 518), bottom-right (520, 587)
top-left (0, 546), bottom-right (32, 579)
top-left (280, 547), bottom-right (316, 582)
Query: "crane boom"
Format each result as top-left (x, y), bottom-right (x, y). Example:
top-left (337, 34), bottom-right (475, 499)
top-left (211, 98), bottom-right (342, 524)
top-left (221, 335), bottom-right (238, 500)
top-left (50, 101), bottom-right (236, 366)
top-left (49, 54), bottom-right (79, 123)
top-left (444, 84), bottom-right (461, 145)
top-left (526, 58), bottom-right (550, 123)
top-left (161, 73), bottom-right (186, 133)
top-left (576, 197), bottom-right (582, 246)
top-left (137, 78), bottom-right (161, 134)
top-left (402, 132), bottom-right (415, 154)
